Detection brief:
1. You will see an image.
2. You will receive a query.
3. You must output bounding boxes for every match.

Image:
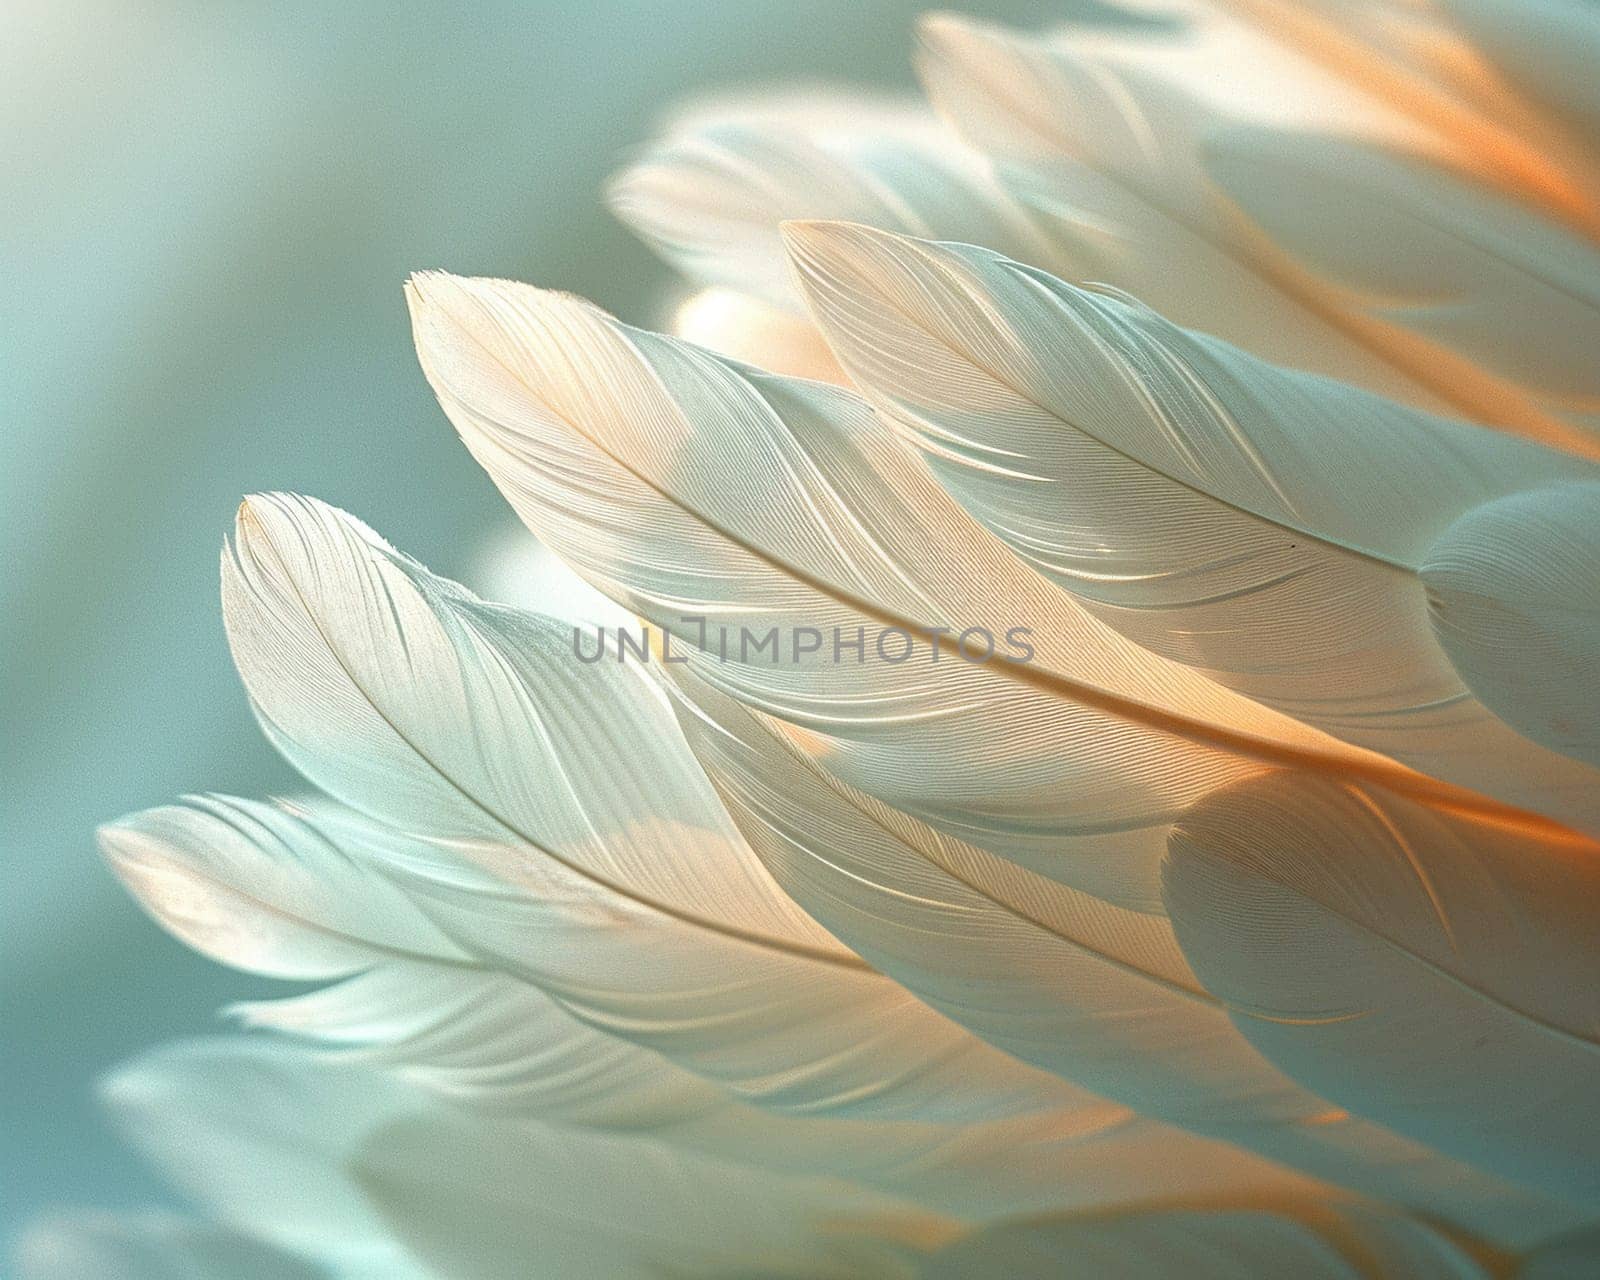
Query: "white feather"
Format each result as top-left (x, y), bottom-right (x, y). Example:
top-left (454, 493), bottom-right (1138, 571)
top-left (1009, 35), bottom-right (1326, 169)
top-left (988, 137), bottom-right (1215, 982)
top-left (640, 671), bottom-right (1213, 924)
top-left (909, 13), bottom-right (1492, 416)
top-left (1421, 483), bottom-right (1600, 768)
top-left (662, 662), bottom-right (1582, 1246)
top-left (221, 492), bottom-right (1101, 1125)
top-left (405, 269), bottom-right (1465, 913)
top-left (608, 95), bottom-right (1042, 313)
top-left (106, 1039), bottom-right (948, 1280)
top-left (1164, 771), bottom-right (1600, 1205)
top-left (783, 221), bottom-right (1600, 833)
top-left (1205, 128), bottom-right (1600, 452)
top-left (241, 960), bottom-right (1299, 1220)
top-left (1436, 0), bottom-right (1600, 145)
top-left (98, 794), bottom-right (473, 979)
top-left (350, 1102), bottom-right (953, 1280)
top-left (100, 1038), bottom-right (432, 1276)
top-left (1168, 0), bottom-right (1600, 235)
top-left (96, 582), bottom-right (1326, 1221)
top-left (913, 11), bottom-right (1600, 441)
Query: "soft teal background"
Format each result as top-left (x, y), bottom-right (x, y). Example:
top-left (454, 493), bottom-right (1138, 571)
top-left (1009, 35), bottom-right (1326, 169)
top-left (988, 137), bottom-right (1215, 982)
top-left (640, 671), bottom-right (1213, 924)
top-left (4, 0), bottom-right (1092, 1246)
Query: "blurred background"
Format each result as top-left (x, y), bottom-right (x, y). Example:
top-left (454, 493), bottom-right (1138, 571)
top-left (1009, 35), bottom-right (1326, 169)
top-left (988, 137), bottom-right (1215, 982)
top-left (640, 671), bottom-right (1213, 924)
top-left (3, 0), bottom-right (1098, 1247)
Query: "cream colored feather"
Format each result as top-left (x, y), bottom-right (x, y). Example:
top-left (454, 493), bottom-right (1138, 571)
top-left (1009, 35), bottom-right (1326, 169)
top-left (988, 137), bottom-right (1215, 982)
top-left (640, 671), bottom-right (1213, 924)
top-left (662, 661), bottom-right (1583, 1244)
top-left (106, 1039), bottom-right (946, 1280)
top-left (608, 94), bottom-right (1043, 315)
top-left (219, 493), bottom-right (1083, 1127)
top-left (1165, 771), bottom-right (1600, 1205)
top-left (409, 270), bottom-right (1534, 912)
top-left (782, 221), bottom-right (1600, 833)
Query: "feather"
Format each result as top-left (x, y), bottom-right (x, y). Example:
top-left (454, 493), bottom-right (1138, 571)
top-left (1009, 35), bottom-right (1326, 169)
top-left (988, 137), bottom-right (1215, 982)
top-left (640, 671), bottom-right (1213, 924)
top-left (81, 1), bottom-right (1600, 1269)
top-left (918, 1202), bottom-right (1489, 1280)
top-left (350, 1106), bottom-right (953, 1280)
top-left (1421, 483), bottom-right (1600, 769)
top-left (1200, 0), bottom-right (1600, 234)
top-left (100, 1038), bottom-right (431, 1276)
top-left (200, 517), bottom-right (1371, 1218)
top-left (917, 8), bottom-right (1430, 239)
top-left (220, 495), bottom-right (1387, 1220)
top-left (104, 1039), bottom-right (950, 1280)
top-left (662, 662), bottom-right (1581, 1246)
top-left (1431, 0), bottom-right (1600, 163)
top-left (602, 73), bottom-right (1413, 408)
top-left (1191, 0), bottom-right (1482, 113)
top-left (11, 1213), bottom-right (327, 1280)
top-left (98, 794), bottom-right (760, 1161)
top-left (1204, 128), bottom-right (1600, 451)
top-left (913, 12), bottom-right (1600, 442)
top-left (221, 492), bottom-right (1098, 1124)
top-left (782, 221), bottom-right (1600, 831)
top-left (406, 268), bottom-right (1476, 912)
top-left (608, 95), bottom-right (1042, 314)
top-left (234, 963), bottom-right (731, 1127)
top-left (98, 794), bottom-right (474, 979)
top-left (241, 960), bottom-right (1295, 1221)
top-left (203, 499), bottom-right (1388, 1222)
top-left (222, 494), bottom-right (835, 950)
top-left (910, 13), bottom-right (1478, 415)
top-left (1163, 771), bottom-right (1600, 1205)
top-left (107, 791), bottom-right (1282, 1224)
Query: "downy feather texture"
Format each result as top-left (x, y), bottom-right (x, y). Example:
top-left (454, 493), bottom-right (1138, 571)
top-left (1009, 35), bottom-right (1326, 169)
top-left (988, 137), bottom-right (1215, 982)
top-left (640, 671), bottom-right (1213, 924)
top-left (75, 1), bottom-right (1600, 1276)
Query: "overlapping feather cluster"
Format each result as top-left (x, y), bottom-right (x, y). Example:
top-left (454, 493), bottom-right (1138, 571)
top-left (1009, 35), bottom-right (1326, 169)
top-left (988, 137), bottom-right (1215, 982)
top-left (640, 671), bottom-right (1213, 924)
top-left (34, 1), bottom-right (1600, 1276)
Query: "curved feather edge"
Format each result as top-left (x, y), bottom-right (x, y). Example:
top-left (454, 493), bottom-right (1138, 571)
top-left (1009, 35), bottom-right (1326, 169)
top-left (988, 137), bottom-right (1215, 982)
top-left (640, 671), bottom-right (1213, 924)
top-left (405, 267), bottom-right (1564, 914)
top-left (1164, 771), bottom-right (1600, 1205)
top-left (912, 10), bottom-right (1600, 439)
top-left (660, 661), bottom-right (1584, 1247)
top-left (908, 11), bottom-right (1496, 418)
top-left (607, 93), bottom-right (1043, 313)
top-left (781, 219), bottom-right (1600, 828)
top-left (1436, 0), bottom-right (1600, 141)
top-left (98, 794), bottom-right (474, 979)
top-left (97, 1038), bottom-right (433, 1275)
top-left (1203, 126), bottom-right (1600, 451)
top-left (1421, 484), bottom-right (1600, 769)
top-left (220, 491), bottom-right (1102, 1126)
top-left (238, 961), bottom-right (1324, 1221)
top-left (350, 1105), bottom-right (953, 1280)
top-left (1200, 0), bottom-right (1600, 235)
top-left (101, 1038), bottom-right (952, 1280)
top-left (100, 786), bottom-right (1279, 1223)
